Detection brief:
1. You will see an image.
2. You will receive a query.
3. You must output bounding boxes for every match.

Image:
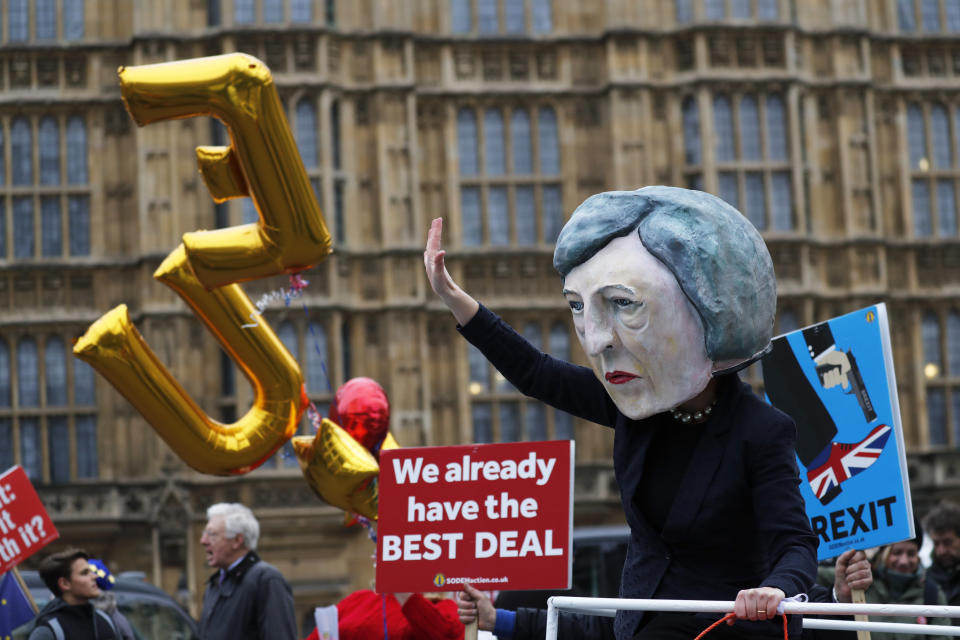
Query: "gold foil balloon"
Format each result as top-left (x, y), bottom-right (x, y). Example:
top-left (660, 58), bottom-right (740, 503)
top-left (74, 54), bottom-right (331, 476)
top-left (118, 53), bottom-right (331, 289)
top-left (74, 245), bottom-right (307, 475)
top-left (293, 418), bottom-right (381, 519)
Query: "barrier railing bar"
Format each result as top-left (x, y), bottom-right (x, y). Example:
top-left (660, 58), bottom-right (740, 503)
top-left (545, 597), bottom-right (960, 640)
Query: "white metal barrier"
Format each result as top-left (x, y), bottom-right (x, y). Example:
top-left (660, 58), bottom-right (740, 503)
top-left (545, 596), bottom-right (960, 639)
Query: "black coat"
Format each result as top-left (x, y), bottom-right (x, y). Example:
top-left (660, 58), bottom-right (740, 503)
top-left (459, 305), bottom-right (818, 639)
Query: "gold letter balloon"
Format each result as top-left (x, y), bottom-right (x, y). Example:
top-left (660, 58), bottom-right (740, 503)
top-left (73, 54), bottom-right (331, 475)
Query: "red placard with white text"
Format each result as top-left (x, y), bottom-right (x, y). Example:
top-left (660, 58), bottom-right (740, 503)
top-left (0, 466), bottom-right (59, 574)
top-left (376, 440), bottom-right (573, 592)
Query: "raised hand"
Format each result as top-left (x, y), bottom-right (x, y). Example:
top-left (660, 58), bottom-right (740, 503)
top-left (423, 217), bottom-right (479, 326)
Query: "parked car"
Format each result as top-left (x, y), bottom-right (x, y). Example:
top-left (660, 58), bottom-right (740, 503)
top-left (11, 570), bottom-right (199, 640)
top-left (493, 524), bottom-right (629, 611)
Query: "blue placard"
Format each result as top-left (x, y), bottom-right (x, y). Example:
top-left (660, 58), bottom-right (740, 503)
top-left (761, 304), bottom-right (913, 560)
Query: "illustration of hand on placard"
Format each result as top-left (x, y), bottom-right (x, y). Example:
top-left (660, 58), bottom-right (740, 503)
top-left (73, 54), bottom-right (330, 475)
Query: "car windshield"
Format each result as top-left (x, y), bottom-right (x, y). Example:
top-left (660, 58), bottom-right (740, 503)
top-left (121, 600), bottom-right (196, 640)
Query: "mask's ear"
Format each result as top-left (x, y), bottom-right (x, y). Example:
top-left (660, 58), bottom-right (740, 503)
top-left (711, 343), bottom-right (773, 377)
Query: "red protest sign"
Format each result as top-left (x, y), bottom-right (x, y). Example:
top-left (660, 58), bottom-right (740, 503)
top-left (0, 466), bottom-right (59, 574)
top-left (376, 440), bottom-right (573, 593)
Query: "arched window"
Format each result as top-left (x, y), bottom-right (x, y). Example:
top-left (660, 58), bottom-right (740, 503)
top-left (42, 196), bottom-right (61, 256)
top-left (20, 418), bottom-right (40, 479)
top-left (66, 117), bottom-right (88, 184)
top-left (0, 341), bottom-right (9, 407)
top-left (907, 104), bottom-right (927, 170)
top-left (291, 0), bottom-right (312, 22)
top-left (938, 179), bottom-right (957, 236)
top-left (457, 108), bottom-right (478, 176)
top-left (75, 415), bottom-right (98, 478)
top-left (923, 312), bottom-right (943, 376)
top-left (484, 109), bottom-right (506, 175)
top-left (45, 337), bottom-right (67, 406)
top-left (948, 0), bottom-right (960, 31)
top-left (242, 199), bottom-right (258, 224)
top-left (705, 0), bottom-right (724, 19)
top-left (306, 321), bottom-right (329, 394)
top-left (451, 0), bottom-right (472, 33)
top-left (505, 0), bottom-right (525, 33)
top-left (263, 0), bottom-right (283, 23)
top-left (7, 0), bottom-right (28, 41)
top-left (718, 172), bottom-right (739, 210)
top-left (532, 0), bottom-right (552, 32)
top-left (538, 107), bottom-right (559, 175)
top-left (295, 99), bottom-right (318, 168)
top-left (932, 105), bottom-right (952, 168)
top-left (472, 403), bottom-right (492, 443)
top-left (913, 179), bottom-right (933, 237)
top-left (947, 312), bottom-right (960, 375)
top-left (765, 95), bottom-right (788, 161)
top-left (899, 0), bottom-right (917, 31)
top-left (515, 186), bottom-right (536, 245)
top-left (48, 416), bottom-right (70, 483)
top-left (235, 0), bottom-right (255, 24)
top-left (511, 109), bottom-right (532, 174)
top-left (38, 118), bottom-right (60, 185)
top-left (461, 187), bottom-right (482, 246)
top-left (68, 196), bottom-right (90, 256)
top-left (922, 0), bottom-right (941, 31)
top-left (36, 0), bottom-right (57, 39)
top-left (18, 338), bottom-right (38, 407)
top-left (11, 118), bottom-right (32, 186)
top-left (468, 344), bottom-right (488, 393)
top-left (14, 197), bottom-right (34, 258)
top-left (713, 95), bottom-right (735, 162)
top-left (731, 0), bottom-right (750, 18)
top-left (745, 172), bottom-right (766, 229)
top-left (542, 185), bottom-right (563, 243)
top-left (73, 358), bottom-right (95, 405)
top-left (277, 322), bottom-right (298, 361)
top-left (219, 351), bottom-right (235, 397)
top-left (682, 96), bottom-right (701, 165)
top-left (478, 0), bottom-right (498, 32)
top-left (331, 100), bottom-right (341, 170)
top-left (63, 0), bottom-right (85, 39)
top-left (757, 0), bottom-right (779, 19)
top-left (770, 172), bottom-right (793, 231)
top-left (739, 96), bottom-right (761, 161)
top-left (488, 187), bottom-right (509, 245)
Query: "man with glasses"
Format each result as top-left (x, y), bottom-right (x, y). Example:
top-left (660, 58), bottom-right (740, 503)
top-left (199, 503), bottom-right (296, 640)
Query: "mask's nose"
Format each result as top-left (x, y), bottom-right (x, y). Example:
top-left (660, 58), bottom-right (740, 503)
top-left (582, 305), bottom-right (616, 356)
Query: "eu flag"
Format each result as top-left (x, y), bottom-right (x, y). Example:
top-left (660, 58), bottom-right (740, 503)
top-left (0, 571), bottom-right (35, 639)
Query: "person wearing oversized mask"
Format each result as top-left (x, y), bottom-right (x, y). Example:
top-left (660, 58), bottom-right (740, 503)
top-left (425, 186), bottom-right (817, 639)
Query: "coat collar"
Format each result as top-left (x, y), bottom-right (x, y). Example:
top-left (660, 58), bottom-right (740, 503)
top-left (208, 550), bottom-right (260, 592)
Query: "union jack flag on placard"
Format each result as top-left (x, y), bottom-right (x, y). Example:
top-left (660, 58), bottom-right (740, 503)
top-left (805, 424), bottom-right (892, 504)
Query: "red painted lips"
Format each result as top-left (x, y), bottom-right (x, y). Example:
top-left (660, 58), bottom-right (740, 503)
top-left (605, 371), bottom-right (638, 384)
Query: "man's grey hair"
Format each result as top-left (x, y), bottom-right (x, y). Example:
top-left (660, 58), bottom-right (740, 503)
top-left (207, 503), bottom-right (260, 550)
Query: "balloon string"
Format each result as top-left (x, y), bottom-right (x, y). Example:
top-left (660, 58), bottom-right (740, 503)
top-left (240, 273), bottom-right (308, 329)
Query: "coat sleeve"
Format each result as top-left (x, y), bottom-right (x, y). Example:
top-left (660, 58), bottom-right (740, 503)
top-left (512, 607), bottom-right (616, 640)
top-left (401, 594), bottom-right (464, 640)
top-left (458, 304), bottom-right (618, 427)
top-left (256, 573), bottom-right (298, 640)
top-left (751, 413), bottom-right (819, 597)
top-left (27, 626), bottom-right (55, 640)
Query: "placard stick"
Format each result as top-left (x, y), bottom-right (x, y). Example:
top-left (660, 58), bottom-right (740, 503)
top-left (852, 588), bottom-right (871, 640)
top-left (13, 566), bottom-right (38, 613)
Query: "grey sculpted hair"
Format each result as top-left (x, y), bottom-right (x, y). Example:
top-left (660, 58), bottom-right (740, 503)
top-left (553, 185), bottom-right (776, 363)
top-left (207, 502), bottom-right (260, 551)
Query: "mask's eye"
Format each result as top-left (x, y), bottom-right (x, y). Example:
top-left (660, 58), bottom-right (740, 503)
top-left (568, 300), bottom-right (583, 312)
top-left (612, 297), bottom-right (634, 308)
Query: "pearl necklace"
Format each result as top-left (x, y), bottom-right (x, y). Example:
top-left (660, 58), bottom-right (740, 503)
top-left (669, 400), bottom-right (717, 424)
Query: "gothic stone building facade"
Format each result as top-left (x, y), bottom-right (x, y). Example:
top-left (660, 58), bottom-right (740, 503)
top-left (2, 0), bottom-right (960, 631)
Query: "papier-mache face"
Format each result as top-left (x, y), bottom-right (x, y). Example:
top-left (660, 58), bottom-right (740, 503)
top-left (554, 186), bottom-right (777, 420)
top-left (563, 233), bottom-right (713, 419)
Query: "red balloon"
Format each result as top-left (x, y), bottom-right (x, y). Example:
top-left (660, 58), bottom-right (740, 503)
top-left (329, 377), bottom-right (390, 453)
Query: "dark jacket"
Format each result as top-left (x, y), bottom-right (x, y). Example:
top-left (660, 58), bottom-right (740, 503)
top-left (27, 598), bottom-right (118, 640)
top-left (512, 607), bottom-right (616, 640)
top-left (200, 550), bottom-right (297, 640)
top-left (459, 304), bottom-right (818, 639)
top-left (926, 562), bottom-right (960, 606)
